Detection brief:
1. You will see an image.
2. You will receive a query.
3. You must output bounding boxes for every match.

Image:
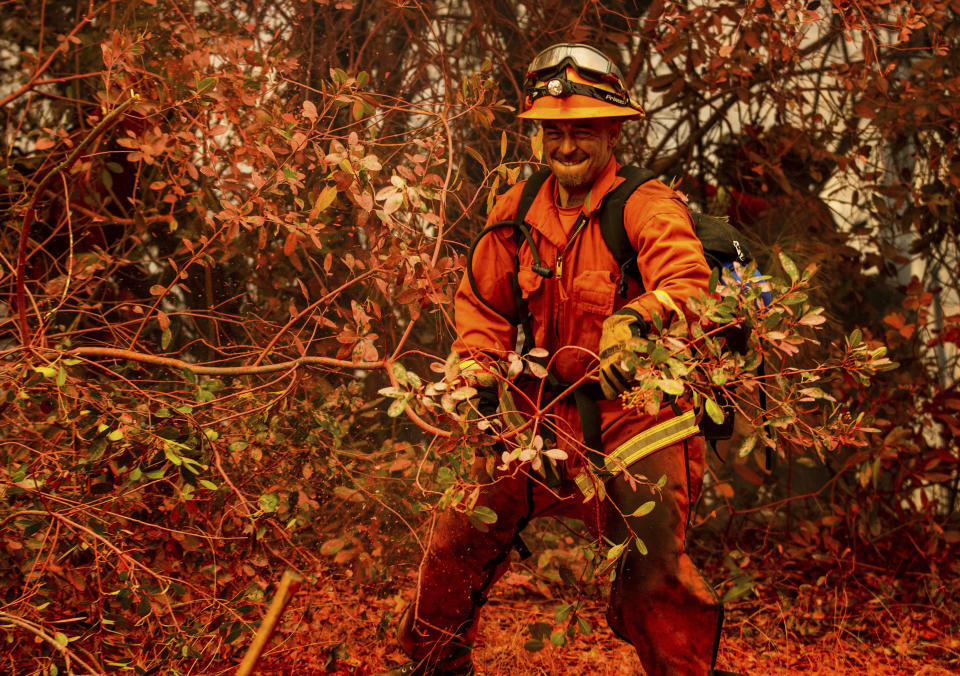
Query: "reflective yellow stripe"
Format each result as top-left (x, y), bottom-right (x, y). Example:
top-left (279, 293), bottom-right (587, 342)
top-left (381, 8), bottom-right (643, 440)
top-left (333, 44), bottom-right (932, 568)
top-left (574, 410), bottom-right (699, 501)
top-left (605, 410), bottom-right (699, 472)
top-left (574, 470), bottom-right (597, 500)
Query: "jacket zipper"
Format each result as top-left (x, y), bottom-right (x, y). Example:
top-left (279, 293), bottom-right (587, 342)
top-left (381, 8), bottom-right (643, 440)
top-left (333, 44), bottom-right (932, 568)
top-left (555, 213), bottom-right (588, 281)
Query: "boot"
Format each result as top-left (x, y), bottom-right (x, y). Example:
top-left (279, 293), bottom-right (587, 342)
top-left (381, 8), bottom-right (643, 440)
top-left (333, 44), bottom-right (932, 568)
top-left (376, 659), bottom-right (475, 676)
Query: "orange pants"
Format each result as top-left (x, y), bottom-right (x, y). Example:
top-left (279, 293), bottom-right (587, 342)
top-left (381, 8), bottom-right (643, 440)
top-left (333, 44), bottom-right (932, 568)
top-left (398, 435), bottom-right (722, 676)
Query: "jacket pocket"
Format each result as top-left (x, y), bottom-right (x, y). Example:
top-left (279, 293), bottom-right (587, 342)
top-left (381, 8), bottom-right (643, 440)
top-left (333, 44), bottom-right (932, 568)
top-left (517, 265), bottom-right (545, 300)
top-left (572, 269), bottom-right (616, 317)
top-left (564, 270), bottom-right (617, 379)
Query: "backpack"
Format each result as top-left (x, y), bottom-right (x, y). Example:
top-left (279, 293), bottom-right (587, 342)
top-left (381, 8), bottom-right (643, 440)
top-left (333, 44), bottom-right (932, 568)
top-left (466, 164), bottom-right (767, 446)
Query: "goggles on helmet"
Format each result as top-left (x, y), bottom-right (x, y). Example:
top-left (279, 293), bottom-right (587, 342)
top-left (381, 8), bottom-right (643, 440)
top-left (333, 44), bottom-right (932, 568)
top-left (519, 43), bottom-right (643, 120)
top-left (525, 73), bottom-right (632, 109)
top-left (526, 43), bottom-right (626, 85)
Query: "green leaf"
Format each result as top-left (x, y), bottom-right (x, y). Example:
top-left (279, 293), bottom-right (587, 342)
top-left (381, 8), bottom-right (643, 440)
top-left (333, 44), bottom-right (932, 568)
top-left (634, 536), bottom-right (648, 555)
top-left (56, 366), bottom-right (66, 387)
top-left (229, 441), bottom-right (248, 452)
top-left (577, 616), bottom-right (592, 635)
top-left (737, 435), bottom-right (758, 458)
top-left (705, 397), bottom-right (725, 425)
top-left (742, 351), bottom-right (762, 371)
top-left (196, 76), bottom-right (217, 92)
top-left (387, 397), bottom-right (407, 417)
top-left (523, 639), bottom-right (545, 652)
top-left (606, 542), bottom-right (626, 561)
top-left (470, 505), bottom-right (498, 524)
top-left (722, 577), bottom-right (754, 603)
top-left (54, 632), bottom-right (69, 647)
top-left (550, 630), bottom-right (566, 647)
top-left (558, 565), bottom-right (579, 588)
top-left (161, 329), bottom-right (172, 350)
top-left (528, 621), bottom-right (552, 640)
top-left (778, 252), bottom-right (799, 283)
top-left (199, 479), bottom-right (218, 490)
top-left (708, 266), bottom-right (720, 293)
top-left (798, 308), bottom-right (826, 326)
top-left (630, 501), bottom-right (656, 518)
top-left (450, 386), bottom-right (477, 402)
top-left (655, 379), bottom-right (684, 396)
top-left (320, 538), bottom-right (346, 555)
top-left (554, 603), bottom-right (573, 623)
top-left (436, 466), bottom-right (455, 489)
top-left (22, 520), bottom-right (43, 538)
top-left (259, 493), bottom-right (279, 513)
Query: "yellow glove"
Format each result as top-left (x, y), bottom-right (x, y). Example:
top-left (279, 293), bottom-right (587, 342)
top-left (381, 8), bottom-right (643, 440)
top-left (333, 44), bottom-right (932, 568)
top-left (598, 309), bottom-right (648, 400)
top-left (453, 359), bottom-right (501, 421)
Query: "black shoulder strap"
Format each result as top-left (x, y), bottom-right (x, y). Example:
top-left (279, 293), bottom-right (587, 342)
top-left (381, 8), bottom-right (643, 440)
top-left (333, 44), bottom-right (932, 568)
top-left (513, 168), bottom-right (554, 277)
top-left (600, 165), bottom-right (656, 297)
top-left (511, 168), bottom-right (552, 353)
top-left (465, 169), bottom-right (554, 323)
top-left (515, 168), bottom-right (552, 227)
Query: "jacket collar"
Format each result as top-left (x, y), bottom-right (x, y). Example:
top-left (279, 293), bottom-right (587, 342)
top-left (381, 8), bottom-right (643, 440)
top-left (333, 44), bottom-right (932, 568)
top-left (525, 154), bottom-right (624, 248)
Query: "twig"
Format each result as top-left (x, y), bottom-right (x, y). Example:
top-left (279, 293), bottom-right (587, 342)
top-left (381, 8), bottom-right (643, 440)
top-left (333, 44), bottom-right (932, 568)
top-left (385, 358), bottom-right (451, 438)
top-left (0, 1), bottom-right (96, 109)
top-left (235, 570), bottom-right (303, 676)
top-left (0, 611), bottom-right (102, 675)
top-left (15, 93), bottom-right (140, 348)
top-left (65, 346), bottom-right (382, 375)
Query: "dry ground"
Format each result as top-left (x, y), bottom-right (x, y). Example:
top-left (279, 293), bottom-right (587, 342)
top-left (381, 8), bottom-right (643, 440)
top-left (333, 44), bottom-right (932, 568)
top-left (244, 563), bottom-right (959, 676)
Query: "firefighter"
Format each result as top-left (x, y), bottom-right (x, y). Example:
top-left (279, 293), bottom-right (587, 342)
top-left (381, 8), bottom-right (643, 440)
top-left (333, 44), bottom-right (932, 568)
top-left (380, 43), bottom-right (738, 676)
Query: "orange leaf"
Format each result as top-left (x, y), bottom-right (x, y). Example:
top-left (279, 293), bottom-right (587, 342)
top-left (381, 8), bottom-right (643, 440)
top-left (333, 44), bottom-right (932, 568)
top-left (283, 230), bottom-right (299, 257)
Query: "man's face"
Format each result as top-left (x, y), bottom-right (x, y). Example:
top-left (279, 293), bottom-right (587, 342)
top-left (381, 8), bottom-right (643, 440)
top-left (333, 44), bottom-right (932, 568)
top-left (542, 118), bottom-right (621, 204)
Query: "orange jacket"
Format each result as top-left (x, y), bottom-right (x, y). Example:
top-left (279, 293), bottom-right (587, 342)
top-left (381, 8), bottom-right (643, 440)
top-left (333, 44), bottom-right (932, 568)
top-left (454, 155), bottom-right (710, 388)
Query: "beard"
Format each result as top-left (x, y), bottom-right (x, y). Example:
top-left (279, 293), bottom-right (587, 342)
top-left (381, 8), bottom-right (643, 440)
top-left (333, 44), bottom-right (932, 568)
top-left (550, 154), bottom-right (593, 192)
